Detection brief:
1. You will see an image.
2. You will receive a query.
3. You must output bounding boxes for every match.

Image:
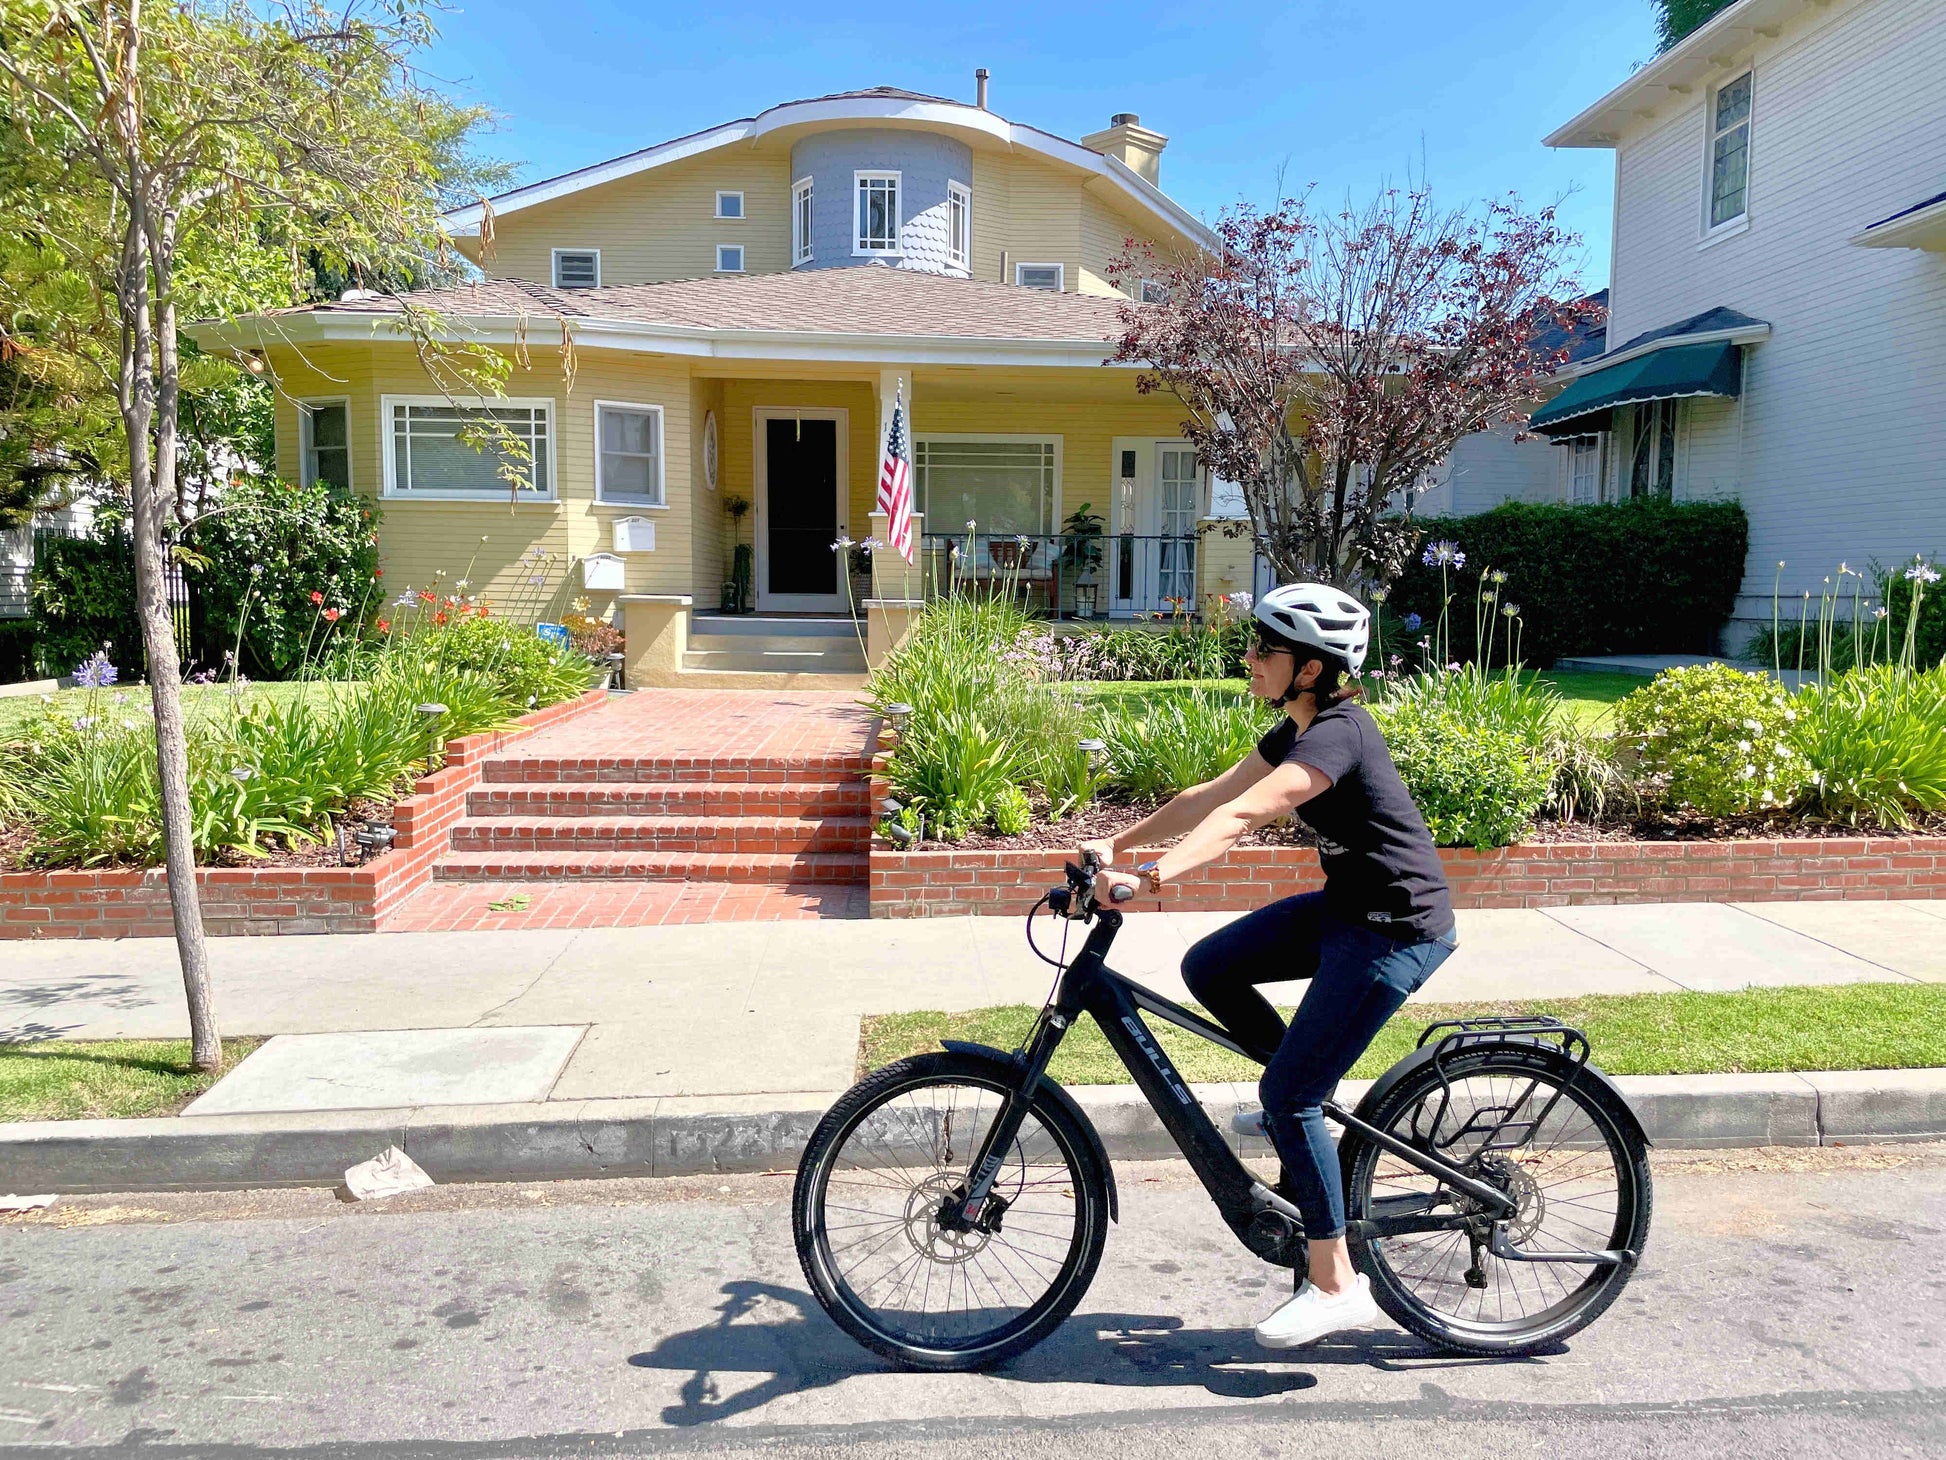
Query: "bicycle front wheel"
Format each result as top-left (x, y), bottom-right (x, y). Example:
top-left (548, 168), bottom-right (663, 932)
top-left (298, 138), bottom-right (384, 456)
top-left (1342, 1044), bottom-right (1652, 1356)
top-left (793, 1051), bottom-right (1111, 1372)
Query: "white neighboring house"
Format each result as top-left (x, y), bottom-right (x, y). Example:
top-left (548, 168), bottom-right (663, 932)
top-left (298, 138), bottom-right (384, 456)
top-left (1533, 0), bottom-right (1946, 648)
top-left (1407, 291), bottom-right (1609, 518)
top-left (0, 500), bottom-right (94, 620)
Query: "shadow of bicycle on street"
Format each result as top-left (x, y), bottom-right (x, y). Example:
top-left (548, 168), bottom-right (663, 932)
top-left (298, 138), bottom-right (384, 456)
top-left (628, 1280), bottom-right (1553, 1427)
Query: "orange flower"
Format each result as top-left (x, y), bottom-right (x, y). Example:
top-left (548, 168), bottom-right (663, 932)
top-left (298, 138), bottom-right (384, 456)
top-left (418, 590), bottom-right (435, 604)
top-left (376, 619), bottom-right (391, 633)
top-left (309, 590), bottom-right (324, 606)
top-left (433, 611), bottom-right (448, 626)
top-left (323, 607), bottom-right (342, 622)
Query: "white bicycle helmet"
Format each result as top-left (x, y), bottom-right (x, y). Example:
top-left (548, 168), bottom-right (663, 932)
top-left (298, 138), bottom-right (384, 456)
top-left (1253, 583), bottom-right (1371, 678)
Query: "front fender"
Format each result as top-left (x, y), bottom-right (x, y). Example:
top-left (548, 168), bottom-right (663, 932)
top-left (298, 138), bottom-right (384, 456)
top-left (941, 1039), bottom-right (1119, 1223)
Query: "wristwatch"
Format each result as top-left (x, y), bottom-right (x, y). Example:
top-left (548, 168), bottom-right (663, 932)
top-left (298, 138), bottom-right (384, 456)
top-left (1136, 860), bottom-right (1167, 893)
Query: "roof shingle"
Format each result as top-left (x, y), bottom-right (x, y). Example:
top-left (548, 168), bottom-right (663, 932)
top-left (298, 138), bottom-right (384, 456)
top-left (290, 267), bottom-right (1138, 343)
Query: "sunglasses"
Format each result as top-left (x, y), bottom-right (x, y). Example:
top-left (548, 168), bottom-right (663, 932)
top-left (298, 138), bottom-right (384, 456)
top-left (1250, 628), bottom-right (1295, 658)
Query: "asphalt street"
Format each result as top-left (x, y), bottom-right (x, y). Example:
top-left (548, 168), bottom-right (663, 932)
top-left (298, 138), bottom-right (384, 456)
top-left (2, 1145), bottom-right (1943, 1459)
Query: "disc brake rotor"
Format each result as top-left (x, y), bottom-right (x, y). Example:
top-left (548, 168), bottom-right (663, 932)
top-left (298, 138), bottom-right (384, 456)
top-left (905, 1173), bottom-right (991, 1263)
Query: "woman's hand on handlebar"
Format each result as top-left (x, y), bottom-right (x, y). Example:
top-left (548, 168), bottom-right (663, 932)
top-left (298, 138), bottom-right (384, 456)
top-left (1078, 840), bottom-right (1117, 872)
top-left (1096, 869), bottom-right (1144, 903)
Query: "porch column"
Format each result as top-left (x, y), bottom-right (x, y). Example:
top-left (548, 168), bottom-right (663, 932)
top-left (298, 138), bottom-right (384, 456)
top-left (619, 593), bottom-right (691, 688)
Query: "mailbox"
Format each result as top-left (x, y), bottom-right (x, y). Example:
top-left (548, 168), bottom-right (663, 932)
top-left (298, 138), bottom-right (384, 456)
top-left (581, 553), bottom-right (626, 591)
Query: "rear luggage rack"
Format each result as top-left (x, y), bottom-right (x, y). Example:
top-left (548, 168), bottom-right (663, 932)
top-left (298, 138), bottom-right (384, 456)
top-left (1412, 1016), bottom-right (1592, 1161)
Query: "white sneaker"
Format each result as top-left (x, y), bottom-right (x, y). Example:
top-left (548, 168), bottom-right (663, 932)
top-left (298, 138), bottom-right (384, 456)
top-left (1254, 1275), bottom-right (1380, 1350)
top-left (1230, 1107), bottom-right (1270, 1139)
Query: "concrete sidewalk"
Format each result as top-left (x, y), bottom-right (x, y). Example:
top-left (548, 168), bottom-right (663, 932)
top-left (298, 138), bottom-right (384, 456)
top-left (5, 899), bottom-right (1944, 1108)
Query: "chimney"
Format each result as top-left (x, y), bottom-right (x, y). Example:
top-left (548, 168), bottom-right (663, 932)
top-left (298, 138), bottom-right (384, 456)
top-left (975, 67), bottom-right (989, 110)
top-left (1081, 112), bottom-right (1168, 187)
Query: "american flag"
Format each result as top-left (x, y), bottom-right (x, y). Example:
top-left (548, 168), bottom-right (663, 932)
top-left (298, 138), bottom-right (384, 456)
top-left (877, 384), bottom-right (916, 564)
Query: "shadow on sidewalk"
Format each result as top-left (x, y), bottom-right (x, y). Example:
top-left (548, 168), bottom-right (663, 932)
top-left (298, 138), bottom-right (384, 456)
top-left (628, 1279), bottom-right (1547, 1426)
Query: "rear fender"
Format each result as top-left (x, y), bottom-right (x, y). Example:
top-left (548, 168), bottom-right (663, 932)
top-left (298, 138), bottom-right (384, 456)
top-left (941, 1039), bottom-right (1119, 1223)
top-left (1348, 1040), bottom-right (1650, 1152)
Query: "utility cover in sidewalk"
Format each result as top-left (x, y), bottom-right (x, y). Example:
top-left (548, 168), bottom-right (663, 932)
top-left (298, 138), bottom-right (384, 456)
top-left (183, 1026), bottom-right (586, 1115)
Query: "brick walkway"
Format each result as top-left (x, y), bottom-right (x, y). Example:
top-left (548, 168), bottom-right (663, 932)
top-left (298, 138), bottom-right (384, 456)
top-left (387, 689), bottom-right (876, 931)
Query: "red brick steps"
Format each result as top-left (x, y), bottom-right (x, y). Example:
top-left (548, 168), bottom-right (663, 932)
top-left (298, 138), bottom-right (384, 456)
top-left (431, 850), bottom-right (869, 884)
top-left (448, 814), bottom-right (871, 854)
top-left (430, 730), bottom-right (874, 894)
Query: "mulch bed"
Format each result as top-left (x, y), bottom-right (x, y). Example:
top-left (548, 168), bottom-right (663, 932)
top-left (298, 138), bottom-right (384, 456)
top-left (1, 797), bottom-right (403, 874)
top-left (903, 796), bottom-right (1946, 854)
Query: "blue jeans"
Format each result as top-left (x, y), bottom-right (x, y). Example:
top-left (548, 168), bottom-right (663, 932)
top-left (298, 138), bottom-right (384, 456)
top-left (1182, 892), bottom-right (1457, 1240)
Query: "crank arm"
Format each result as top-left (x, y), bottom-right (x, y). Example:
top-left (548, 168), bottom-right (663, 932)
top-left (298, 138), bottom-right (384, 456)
top-left (1489, 1228), bottom-right (1638, 1268)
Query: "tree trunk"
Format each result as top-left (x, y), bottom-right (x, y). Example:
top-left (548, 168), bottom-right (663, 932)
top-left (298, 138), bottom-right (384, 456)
top-left (113, 20), bottom-right (221, 1073)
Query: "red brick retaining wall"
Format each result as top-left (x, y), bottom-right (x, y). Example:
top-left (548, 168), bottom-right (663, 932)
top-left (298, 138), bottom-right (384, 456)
top-left (868, 837), bottom-right (1946, 918)
top-left (0, 689), bottom-right (608, 939)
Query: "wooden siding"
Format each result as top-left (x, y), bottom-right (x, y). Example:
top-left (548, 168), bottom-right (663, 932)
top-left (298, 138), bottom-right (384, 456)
top-left (473, 140), bottom-right (1181, 296)
top-left (479, 152), bottom-right (793, 285)
top-left (1606, 0), bottom-right (1946, 625)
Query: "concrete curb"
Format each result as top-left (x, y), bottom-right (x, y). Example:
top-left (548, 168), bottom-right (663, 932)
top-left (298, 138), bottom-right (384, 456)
top-left (5, 1070), bottom-right (1944, 1194)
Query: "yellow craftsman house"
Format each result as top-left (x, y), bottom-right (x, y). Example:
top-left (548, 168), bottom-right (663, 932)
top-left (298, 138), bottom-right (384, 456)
top-left (192, 83), bottom-right (1257, 683)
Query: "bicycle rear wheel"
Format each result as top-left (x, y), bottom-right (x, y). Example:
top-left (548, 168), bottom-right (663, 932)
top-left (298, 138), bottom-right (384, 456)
top-left (1342, 1044), bottom-right (1651, 1355)
top-left (793, 1051), bottom-right (1110, 1372)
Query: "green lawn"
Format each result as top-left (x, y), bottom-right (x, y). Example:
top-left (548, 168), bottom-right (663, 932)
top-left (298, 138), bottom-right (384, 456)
top-left (0, 1038), bottom-right (264, 1122)
top-left (0, 680), bottom-right (357, 738)
top-left (859, 982), bottom-right (1946, 1085)
top-left (1067, 670), bottom-right (1646, 731)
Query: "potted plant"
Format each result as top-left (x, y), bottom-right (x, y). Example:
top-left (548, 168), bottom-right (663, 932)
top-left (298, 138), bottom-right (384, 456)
top-left (847, 540), bottom-right (874, 614)
top-left (1060, 502), bottom-right (1105, 617)
top-left (723, 495), bottom-right (752, 613)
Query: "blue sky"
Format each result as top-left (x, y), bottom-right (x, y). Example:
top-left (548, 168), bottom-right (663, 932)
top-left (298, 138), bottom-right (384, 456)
top-left (423, 0), bottom-right (1660, 289)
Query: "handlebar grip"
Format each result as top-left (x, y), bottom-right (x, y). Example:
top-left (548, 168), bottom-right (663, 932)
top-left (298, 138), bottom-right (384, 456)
top-left (1082, 848), bottom-right (1104, 874)
top-left (1108, 881), bottom-right (1134, 903)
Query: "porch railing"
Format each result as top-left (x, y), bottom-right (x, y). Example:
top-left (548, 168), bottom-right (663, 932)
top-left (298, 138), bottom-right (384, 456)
top-left (914, 531), bottom-right (1204, 620)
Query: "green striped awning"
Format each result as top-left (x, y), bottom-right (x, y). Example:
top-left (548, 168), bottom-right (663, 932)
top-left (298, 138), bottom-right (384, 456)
top-left (1530, 340), bottom-right (1743, 437)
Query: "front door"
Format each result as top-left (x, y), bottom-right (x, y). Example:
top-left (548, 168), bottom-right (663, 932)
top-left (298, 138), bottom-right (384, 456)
top-left (755, 409), bottom-right (847, 612)
top-left (1154, 444), bottom-right (1199, 609)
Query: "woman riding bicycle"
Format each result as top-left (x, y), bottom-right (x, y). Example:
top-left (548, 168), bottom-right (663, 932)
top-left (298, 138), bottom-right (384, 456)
top-left (1083, 583), bottom-right (1458, 1350)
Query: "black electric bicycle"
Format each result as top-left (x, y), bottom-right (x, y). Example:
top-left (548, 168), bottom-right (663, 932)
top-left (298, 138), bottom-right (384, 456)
top-left (793, 854), bottom-right (1652, 1371)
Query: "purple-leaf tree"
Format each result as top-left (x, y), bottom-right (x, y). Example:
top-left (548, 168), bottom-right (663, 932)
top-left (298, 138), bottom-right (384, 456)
top-left (1111, 187), bottom-right (1603, 589)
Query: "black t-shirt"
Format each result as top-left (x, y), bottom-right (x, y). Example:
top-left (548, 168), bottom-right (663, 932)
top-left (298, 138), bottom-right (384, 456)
top-left (1257, 702), bottom-right (1455, 941)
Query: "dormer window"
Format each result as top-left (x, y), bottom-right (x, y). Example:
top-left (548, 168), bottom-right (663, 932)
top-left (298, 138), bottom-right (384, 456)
top-left (855, 171), bottom-right (901, 255)
top-left (1015, 262), bottom-right (1063, 292)
top-left (716, 190), bottom-right (744, 220)
top-left (552, 248), bottom-right (600, 289)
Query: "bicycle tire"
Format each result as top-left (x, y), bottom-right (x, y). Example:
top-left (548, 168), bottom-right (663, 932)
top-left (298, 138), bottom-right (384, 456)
top-left (793, 1050), bottom-right (1111, 1372)
top-left (1341, 1043), bottom-right (1652, 1356)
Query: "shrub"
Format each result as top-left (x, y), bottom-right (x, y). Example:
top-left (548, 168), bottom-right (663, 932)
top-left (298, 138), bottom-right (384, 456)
top-left (29, 530), bottom-right (142, 679)
top-left (391, 612), bottom-right (595, 711)
top-left (1386, 498), bottom-right (1748, 666)
top-left (1615, 663), bottom-right (1809, 817)
top-left (186, 476), bottom-right (382, 678)
top-left (1098, 690), bottom-right (1272, 799)
top-left (1791, 665), bottom-right (1946, 828)
top-left (887, 709), bottom-right (1021, 839)
top-left (1375, 666), bottom-right (1618, 821)
top-left (1374, 699), bottom-right (1553, 849)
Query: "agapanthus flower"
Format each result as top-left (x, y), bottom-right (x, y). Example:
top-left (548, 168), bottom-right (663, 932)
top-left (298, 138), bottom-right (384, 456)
top-left (73, 650), bottom-right (118, 688)
top-left (1402, 613), bottom-right (1423, 632)
top-left (830, 536), bottom-right (854, 552)
top-left (1502, 602), bottom-right (1520, 618)
top-left (1422, 541), bottom-right (1465, 569)
top-left (394, 591), bottom-right (415, 607)
top-left (249, 563), bottom-right (265, 577)
top-left (73, 715), bottom-right (95, 730)
top-left (1905, 562), bottom-right (1941, 585)
top-left (1489, 569), bottom-right (1508, 585)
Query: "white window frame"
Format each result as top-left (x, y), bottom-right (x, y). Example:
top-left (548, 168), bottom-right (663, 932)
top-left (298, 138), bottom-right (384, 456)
top-left (593, 400), bottom-right (666, 509)
top-left (853, 170), bottom-right (902, 256)
top-left (1014, 261), bottom-right (1064, 292)
top-left (792, 177), bottom-right (814, 266)
top-left (947, 180), bottom-right (971, 271)
top-left (380, 395), bottom-right (557, 502)
top-left (551, 247), bottom-right (601, 289)
top-left (911, 433), bottom-right (1064, 537)
top-left (715, 190), bottom-right (744, 220)
top-left (1565, 433), bottom-right (1605, 505)
top-left (715, 244), bottom-right (745, 273)
top-left (1703, 70), bottom-right (1754, 239)
top-left (1138, 278), bottom-right (1168, 304)
top-left (297, 397), bottom-right (351, 492)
